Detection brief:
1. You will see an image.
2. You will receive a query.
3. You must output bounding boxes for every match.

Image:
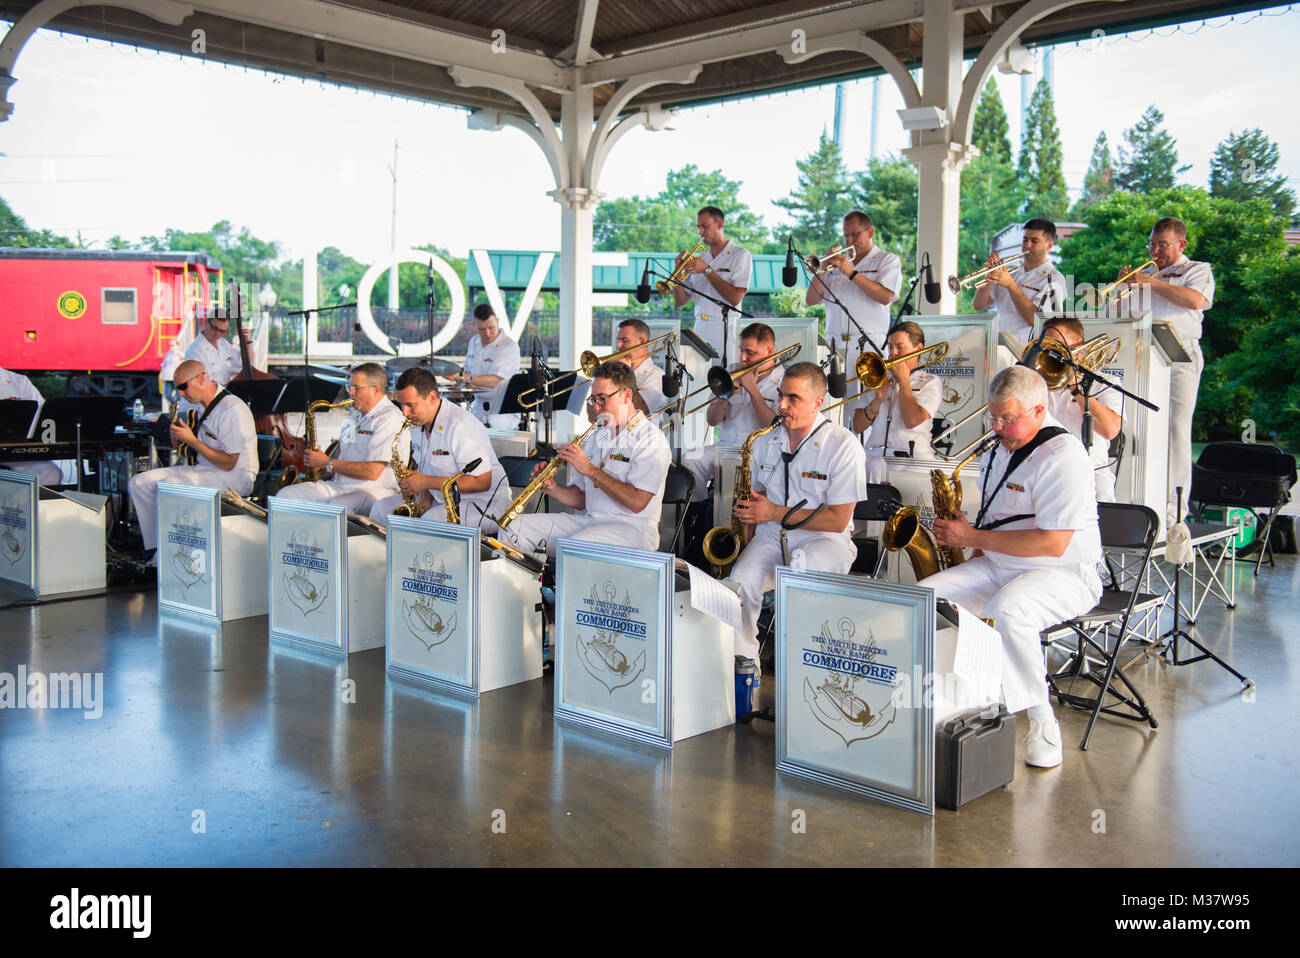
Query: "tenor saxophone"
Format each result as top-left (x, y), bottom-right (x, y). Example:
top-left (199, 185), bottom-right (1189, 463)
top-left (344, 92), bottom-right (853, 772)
top-left (701, 415), bottom-right (783, 575)
top-left (490, 421), bottom-right (600, 531)
top-left (278, 398), bottom-right (353, 488)
top-left (391, 418), bottom-right (425, 518)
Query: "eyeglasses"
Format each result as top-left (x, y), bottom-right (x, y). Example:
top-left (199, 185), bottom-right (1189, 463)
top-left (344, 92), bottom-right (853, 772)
top-left (586, 389), bottom-right (625, 408)
top-left (175, 376), bottom-right (200, 393)
top-left (984, 409), bottom-right (1036, 429)
top-left (1150, 240), bottom-right (1182, 252)
top-left (348, 383), bottom-right (379, 394)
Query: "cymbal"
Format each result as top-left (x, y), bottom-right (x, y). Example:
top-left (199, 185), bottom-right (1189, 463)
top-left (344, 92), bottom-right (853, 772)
top-left (385, 356), bottom-right (461, 379)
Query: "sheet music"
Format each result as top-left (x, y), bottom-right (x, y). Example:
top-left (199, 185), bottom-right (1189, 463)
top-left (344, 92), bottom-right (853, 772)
top-left (677, 559), bottom-right (741, 633)
top-left (952, 602), bottom-right (1002, 703)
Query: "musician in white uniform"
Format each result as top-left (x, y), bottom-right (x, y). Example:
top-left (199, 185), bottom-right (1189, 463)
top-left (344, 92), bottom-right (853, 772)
top-left (275, 363), bottom-right (408, 515)
top-left (1041, 318), bottom-right (1124, 503)
top-left (614, 319), bottom-right (666, 413)
top-left (851, 322), bottom-right (944, 483)
top-left (681, 323), bottom-right (783, 499)
top-left (726, 362), bottom-right (867, 664)
top-left (924, 365), bottom-right (1102, 769)
top-left (0, 366), bottom-right (61, 485)
top-left (806, 210), bottom-right (902, 352)
top-left (369, 367), bottom-right (510, 526)
top-left (671, 206), bottom-right (752, 364)
top-left (183, 310), bottom-right (253, 388)
top-left (974, 218), bottom-right (1067, 337)
top-left (458, 304), bottom-right (522, 430)
top-left (1119, 217), bottom-right (1214, 523)
top-left (127, 360), bottom-right (258, 553)
top-left (485, 362), bottom-right (671, 558)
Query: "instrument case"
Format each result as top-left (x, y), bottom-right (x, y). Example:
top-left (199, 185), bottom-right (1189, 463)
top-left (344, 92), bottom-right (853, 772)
top-left (1191, 443), bottom-right (1296, 510)
top-left (935, 705), bottom-right (1015, 810)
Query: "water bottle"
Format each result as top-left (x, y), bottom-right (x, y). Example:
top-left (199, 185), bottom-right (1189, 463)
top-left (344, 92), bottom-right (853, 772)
top-left (131, 398), bottom-right (144, 421)
top-left (735, 657), bottom-right (759, 720)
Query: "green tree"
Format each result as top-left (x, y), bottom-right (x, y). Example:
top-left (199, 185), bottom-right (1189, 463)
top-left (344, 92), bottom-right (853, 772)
top-left (1115, 106), bottom-right (1191, 193)
top-left (0, 195), bottom-right (75, 248)
top-left (774, 132), bottom-right (854, 253)
top-left (1072, 132), bottom-right (1116, 216)
top-left (140, 220), bottom-right (281, 285)
top-left (854, 154), bottom-right (918, 269)
top-left (971, 79), bottom-right (1012, 165)
top-left (1208, 128), bottom-right (1297, 224)
top-left (958, 154), bottom-right (1029, 308)
top-left (1017, 78), bottom-right (1068, 220)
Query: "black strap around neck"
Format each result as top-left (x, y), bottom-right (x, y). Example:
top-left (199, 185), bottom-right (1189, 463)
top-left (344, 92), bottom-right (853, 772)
top-left (974, 425), bottom-right (1066, 530)
top-left (782, 419), bottom-right (829, 504)
top-left (193, 389), bottom-right (230, 435)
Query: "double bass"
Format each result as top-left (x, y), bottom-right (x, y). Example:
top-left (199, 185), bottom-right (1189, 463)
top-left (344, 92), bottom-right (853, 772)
top-left (226, 283), bottom-right (299, 467)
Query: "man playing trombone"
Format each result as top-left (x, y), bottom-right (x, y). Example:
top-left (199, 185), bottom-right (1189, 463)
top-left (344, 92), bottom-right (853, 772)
top-left (614, 319), bottom-right (667, 412)
top-left (973, 218), bottom-right (1066, 336)
top-left (671, 206), bottom-right (753, 364)
top-left (1041, 318), bottom-right (1125, 502)
top-left (484, 362), bottom-right (671, 557)
top-left (851, 321), bottom-right (944, 481)
top-left (1119, 217), bottom-right (1213, 524)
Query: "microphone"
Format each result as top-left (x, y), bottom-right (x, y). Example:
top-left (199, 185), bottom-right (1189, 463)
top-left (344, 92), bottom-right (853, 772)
top-left (782, 237), bottom-right (798, 288)
top-left (662, 369), bottom-right (680, 398)
top-left (922, 252), bottom-right (942, 305)
top-left (635, 261), bottom-right (652, 304)
top-left (463, 457), bottom-right (483, 473)
top-left (827, 349), bottom-right (847, 398)
top-left (1021, 329), bottom-right (1049, 373)
top-left (529, 337), bottom-right (545, 389)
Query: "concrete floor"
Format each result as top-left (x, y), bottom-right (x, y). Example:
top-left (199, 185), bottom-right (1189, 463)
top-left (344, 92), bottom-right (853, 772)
top-left (1, 554), bottom-right (1296, 867)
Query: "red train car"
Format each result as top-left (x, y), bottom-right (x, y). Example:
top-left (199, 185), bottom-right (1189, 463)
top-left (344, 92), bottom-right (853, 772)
top-left (0, 248), bottom-right (223, 400)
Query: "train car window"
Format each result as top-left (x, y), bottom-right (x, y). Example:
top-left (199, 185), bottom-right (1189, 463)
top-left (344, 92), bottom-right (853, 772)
top-left (102, 287), bottom-right (137, 324)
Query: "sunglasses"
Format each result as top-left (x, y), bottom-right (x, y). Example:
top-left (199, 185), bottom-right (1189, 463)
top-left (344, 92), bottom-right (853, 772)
top-left (176, 376), bottom-right (200, 393)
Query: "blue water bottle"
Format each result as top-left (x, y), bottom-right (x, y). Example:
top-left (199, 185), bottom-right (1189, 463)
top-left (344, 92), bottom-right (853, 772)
top-left (735, 658), bottom-right (759, 720)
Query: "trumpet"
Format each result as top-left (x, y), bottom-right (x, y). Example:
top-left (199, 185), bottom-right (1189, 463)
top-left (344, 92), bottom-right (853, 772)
top-left (819, 342), bottom-right (951, 417)
top-left (655, 241), bottom-right (707, 295)
top-left (516, 332), bottom-right (677, 409)
top-left (1087, 259), bottom-right (1158, 309)
top-left (804, 245), bottom-right (855, 275)
top-left (947, 252), bottom-right (1025, 294)
top-left (931, 333), bottom-right (1123, 448)
top-left (678, 342), bottom-right (802, 416)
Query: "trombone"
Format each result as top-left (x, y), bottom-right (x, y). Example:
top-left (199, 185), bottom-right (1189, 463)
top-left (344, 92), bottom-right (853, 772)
top-left (804, 245), bottom-right (855, 275)
top-left (678, 342), bottom-right (802, 416)
top-left (1087, 259), bottom-right (1158, 309)
top-left (819, 343), bottom-right (950, 416)
top-left (516, 332), bottom-right (677, 409)
top-left (655, 240), bottom-right (707, 294)
top-left (931, 333), bottom-right (1123, 447)
top-left (947, 252), bottom-right (1025, 294)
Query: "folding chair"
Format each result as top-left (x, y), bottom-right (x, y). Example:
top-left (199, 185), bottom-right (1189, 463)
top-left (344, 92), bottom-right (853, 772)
top-left (659, 462), bottom-right (695, 556)
top-left (498, 454), bottom-right (541, 490)
top-left (1040, 503), bottom-right (1164, 751)
top-left (850, 481), bottom-right (902, 576)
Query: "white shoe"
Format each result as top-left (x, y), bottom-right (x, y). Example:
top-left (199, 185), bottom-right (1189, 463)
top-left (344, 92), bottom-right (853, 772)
top-left (1024, 717), bottom-right (1063, 768)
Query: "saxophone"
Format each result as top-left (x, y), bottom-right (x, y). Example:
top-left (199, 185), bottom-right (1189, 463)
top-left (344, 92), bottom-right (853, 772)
top-left (490, 421), bottom-right (600, 531)
top-left (391, 418), bottom-right (425, 518)
top-left (441, 457), bottom-right (483, 524)
top-left (701, 415), bottom-right (783, 575)
top-left (278, 398), bottom-right (353, 488)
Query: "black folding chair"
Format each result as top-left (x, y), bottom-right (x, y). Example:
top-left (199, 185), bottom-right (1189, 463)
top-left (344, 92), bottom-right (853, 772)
top-left (498, 454), bottom-right (541, 489)
top-left (1040, 503), bottom-right (1164, 751)
top-left (252, 434), bottom-right (282, 505)
top-left (659, 462), bottom-right (695, 555)
top-left (850, 481), bottom-right (902, 576)
top-left (1189, 442), bottom-right (1297, 575)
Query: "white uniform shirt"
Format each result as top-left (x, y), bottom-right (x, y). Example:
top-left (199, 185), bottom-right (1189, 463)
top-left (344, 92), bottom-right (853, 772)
top-left (184, 334), bottom-right (243, 386)
top-left (333, 397), bottom-right (408, 496)
top-left (819, 245), bottom-right (903, 348)
top-left (198, 392), bottom-right (259, 486)
top-left (973, 417), bottom-right (1102, 573)
top-left (579, 415), bottom-right (672, 529)
top-left (410, 400), bottom-right (508, 519)
top-left (1147, 255), bottom-right (1214, 343)
top-left (863, 369), bottom-right (943, 460)
top-left (1048, 385), bottom-right (1122, 473)
top-left (717, 368), bottom-right (782, 446)
top-left (750, 414), bottom-right (867, 545)
top-left (680, 241), bottom-right (753, 360)
top-left (0, 368), bottom-right (43, 434)
top-left (989, 261), bottom-right (1067, 335)
top-left (464, 331), bottom-right (522, 423)
top-left (630, 355), bottom-right (667, 414)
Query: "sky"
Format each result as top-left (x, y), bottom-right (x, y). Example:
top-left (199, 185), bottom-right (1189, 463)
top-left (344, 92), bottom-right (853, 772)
top-left (2, 5), bottom-right (1298, 274)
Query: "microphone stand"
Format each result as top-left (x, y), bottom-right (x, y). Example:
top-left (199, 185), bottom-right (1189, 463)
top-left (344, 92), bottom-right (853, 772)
top-left (1044, 344), bottom-right (1159, 414)
top-left (282, 300), bottom-right (358, 414)
top-left (649, 266), bottom-right (755, 365)
top-left (894, 273), bottom-right (922, 320)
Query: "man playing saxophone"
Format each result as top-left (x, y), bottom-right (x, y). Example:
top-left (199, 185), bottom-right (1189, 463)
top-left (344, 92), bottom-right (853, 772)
top-left (483, 361), bottom-right (671, 557)
top-left (725, 361), bottom-right (866, 666)
top-left (922, 365), bottom-right (1101, 769)
top-left (369, 367), bottom-right (510, 526)
top-left (275, 363), bottom-right (408, 515)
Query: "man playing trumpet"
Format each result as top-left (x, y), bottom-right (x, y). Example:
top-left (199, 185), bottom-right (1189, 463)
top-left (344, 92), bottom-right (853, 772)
top-left (973, 218), bottom-right (1066, 336)
top-left (369, 367), bottom-right (510, 526)
top-left (484, 362), bottom-right (671, 557)
top-left (671, 206), bottom-right (753, 364)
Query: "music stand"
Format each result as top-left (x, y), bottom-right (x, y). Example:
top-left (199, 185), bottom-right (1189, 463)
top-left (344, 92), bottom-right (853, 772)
top-left (226, 380), bottom-right (287, 419)
top-left (276, 377), bottom-right (341, 415)
top-left (0, 400), bottom-right (39, 439)
top-left (34, 396), bottom-right (126, 491)
top-left (679, 327), bottom-right (718, 362)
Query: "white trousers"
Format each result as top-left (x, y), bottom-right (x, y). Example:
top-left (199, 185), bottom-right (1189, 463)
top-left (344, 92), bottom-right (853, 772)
top-left (368, 488), bottom-right (511, 527)
top-left (1167, 341), bottom-right (1203, 522)
top-left (725, 530), bottom-right (856, 661)
top-left (485, 512), bottom-right (658, 558)
top-left (919, 557), bottom-right (1101, 714)
top-left (2, 461), bottom-right (62, 486)
top-left (128, 465), bottom-right (253, 550)
top-left (275, 480), bottom-right (381, 516)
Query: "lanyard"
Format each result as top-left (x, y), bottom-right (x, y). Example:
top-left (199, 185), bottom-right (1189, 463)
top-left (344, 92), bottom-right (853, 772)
top-left (974, 426), bottom-right (1065, 529)
top-left (782, 420), bottom-right (829, 504)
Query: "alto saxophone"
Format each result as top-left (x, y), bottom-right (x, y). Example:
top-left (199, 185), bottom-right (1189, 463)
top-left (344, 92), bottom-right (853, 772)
top-left (391, 418), bottom-right (425, 518)
top-left (490, 420), bottom-right (600, 531)
top-left (701, 415), bottom-right (783, 575)
top-left (440, 457), bottom-right (484, 524)
top-left (278, 398), bottom-right (353, 488)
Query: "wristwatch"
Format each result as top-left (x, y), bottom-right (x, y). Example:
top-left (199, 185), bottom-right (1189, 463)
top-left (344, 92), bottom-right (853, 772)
top-left (851, 270), bottom-right (862, 281)
top-left (704, 266), bottom-right (714, 276)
